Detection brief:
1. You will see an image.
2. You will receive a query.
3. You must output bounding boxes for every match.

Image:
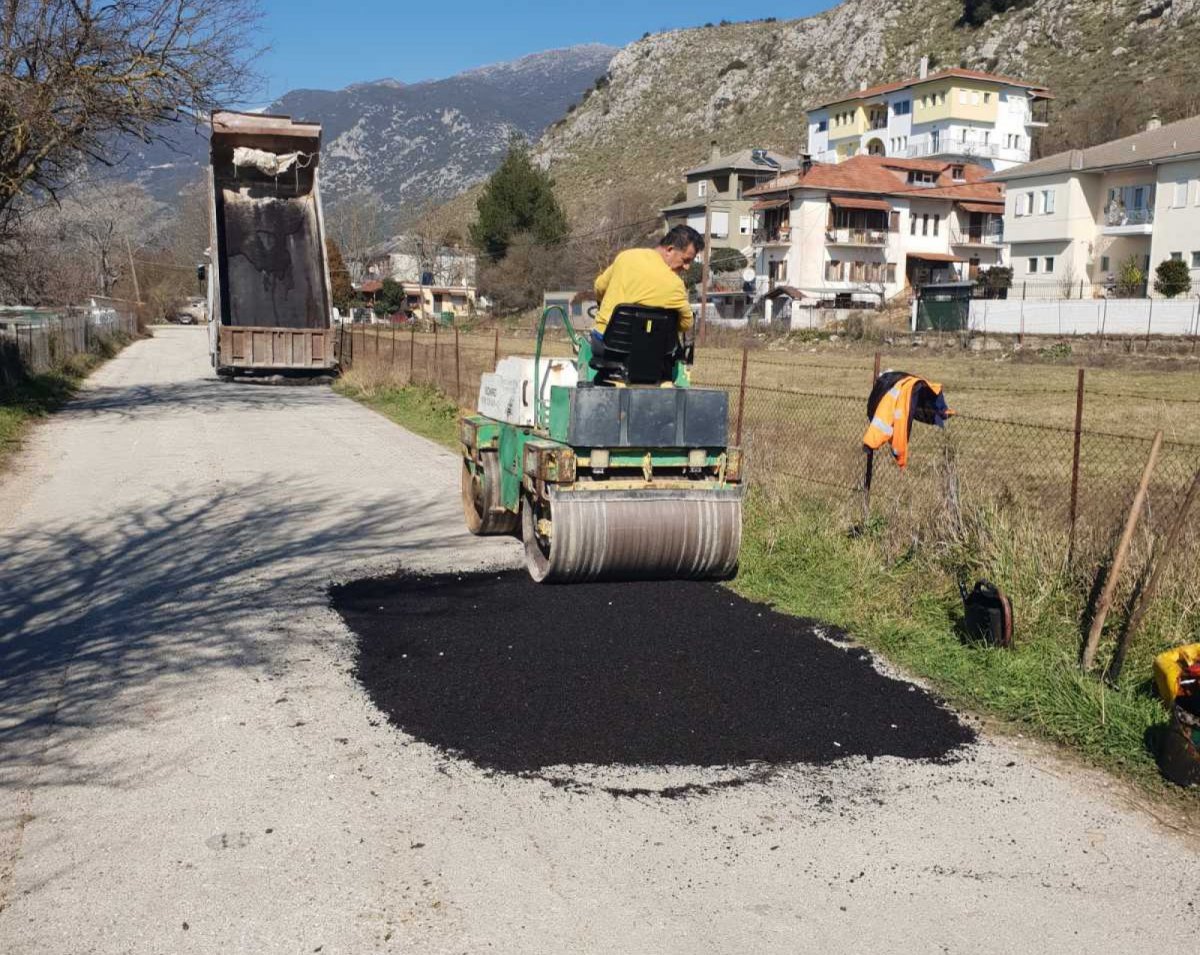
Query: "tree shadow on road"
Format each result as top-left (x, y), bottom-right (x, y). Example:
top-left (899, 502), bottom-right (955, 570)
top-left (0, 479), bottom-right (481, 793)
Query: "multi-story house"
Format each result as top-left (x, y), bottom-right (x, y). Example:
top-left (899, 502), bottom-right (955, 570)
top-left (660, 144), bottom-right (798, 254)
top-left (745, 155), bottom-right (1006, 303)
top-left (990, 114), bottom-right (1200, 295)
top-left (805, 59), bottom-right (1051, 172)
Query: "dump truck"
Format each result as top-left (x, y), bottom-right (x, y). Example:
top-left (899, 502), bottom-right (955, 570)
top-left (206, 111), bottom-right (338, 377)
top-left (460, 305), bottom-right (744, 582)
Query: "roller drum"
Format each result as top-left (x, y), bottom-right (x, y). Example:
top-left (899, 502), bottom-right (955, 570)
top-left (524, 486), bottom-right (743, 583)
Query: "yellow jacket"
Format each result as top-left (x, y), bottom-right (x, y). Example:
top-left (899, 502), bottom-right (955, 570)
top-left (594, 248), bottom-right (694, 334)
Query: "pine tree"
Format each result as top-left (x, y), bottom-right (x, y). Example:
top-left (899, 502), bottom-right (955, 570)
top-left (469, 137), bottom-right (568, 261)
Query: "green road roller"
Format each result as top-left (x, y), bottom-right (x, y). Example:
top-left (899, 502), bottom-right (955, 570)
top-left (459, 305), bottom-right (744, 583)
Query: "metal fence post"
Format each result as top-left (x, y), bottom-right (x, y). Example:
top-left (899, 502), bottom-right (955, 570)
top-left (390, 322), bottom-right (396, 367)
top-left (1067, 367), bottom-right (1085, 565)
top-left (409, 326), bottom-right (416, 384)
top-left (454, 327), bottom-right (461, 403)
top-left (734, 345), bottom-right (749, 446)
top-left (430, 322), bottom-right (437, 385)
top-left (1145, 296), bottom-right (1154, 349)
top-left (493, 327), bottom-right (500, 368)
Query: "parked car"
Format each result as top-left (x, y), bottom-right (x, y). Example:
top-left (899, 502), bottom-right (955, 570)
top-left (171, 297), bottom-right (207, 324)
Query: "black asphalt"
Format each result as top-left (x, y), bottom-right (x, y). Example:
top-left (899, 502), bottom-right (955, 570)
top-left (332, 571), bottom-right (975, 774)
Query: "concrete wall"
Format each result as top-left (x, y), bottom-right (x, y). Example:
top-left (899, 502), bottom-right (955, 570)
top-left (967, 297), bottom-right (1200, 336)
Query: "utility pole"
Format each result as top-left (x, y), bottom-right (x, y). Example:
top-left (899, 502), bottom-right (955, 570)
top-left (124, 236), bottom-right (141, 304)
top-left (698, 187), bottom-right (713, 344)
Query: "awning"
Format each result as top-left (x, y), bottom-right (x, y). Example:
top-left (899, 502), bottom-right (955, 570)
top-left (751, 197), bottom-right (789, 210)
top-left (909, 252), bottom-right (964, 263)
top-left (956, 201), bottom-right (1004, 214)
top-left (764, 285), bottom-right (808, 299)
top-left (830, 196), bottom-right (892, 211)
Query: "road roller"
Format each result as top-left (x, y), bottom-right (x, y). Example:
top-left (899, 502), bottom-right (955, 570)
top-left (459, 304), bottom-right (744, 582)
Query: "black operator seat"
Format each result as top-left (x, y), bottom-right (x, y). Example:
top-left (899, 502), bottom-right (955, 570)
top-left (590, 305), bottom-right (681, 385)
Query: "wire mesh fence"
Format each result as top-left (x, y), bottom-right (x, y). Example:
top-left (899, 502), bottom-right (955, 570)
top-left (339, 324), bottom-right (1200, 594)
top-left (0, 305), bottom-right (139, 387)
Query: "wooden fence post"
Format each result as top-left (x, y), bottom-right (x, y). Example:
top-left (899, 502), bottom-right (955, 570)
top-left (734, 345), bottom-right (749, 446)
top-left (1067, 368), bottom-right (1086, 565)
top-left (493, 327), bottom-right (500, 368)
top-left (409, 326), bottom-right (415, 384)
top-left (390, 322), bottom-right (396, 367)
top-left (454, 327), bottom-right (461, 403)
top-left (430, 322), bottom-right (437, 386)
top-left (1109, 466), bottom-right (1200, 682)
top-left (1081, 430), bottom-right (1163, 671)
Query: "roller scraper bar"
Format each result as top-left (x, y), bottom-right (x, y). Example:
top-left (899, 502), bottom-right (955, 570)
top-left (523, 486), bottom-right (744, 583)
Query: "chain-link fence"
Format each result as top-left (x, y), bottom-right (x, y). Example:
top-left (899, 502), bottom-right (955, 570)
top-left (0, 305), bottom-right (139, 387)
top-left (340, 323), bottom-right (1199, 610)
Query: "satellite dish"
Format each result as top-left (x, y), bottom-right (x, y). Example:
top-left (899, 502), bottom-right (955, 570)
top-left (741, 267), bottom-right (757, 284)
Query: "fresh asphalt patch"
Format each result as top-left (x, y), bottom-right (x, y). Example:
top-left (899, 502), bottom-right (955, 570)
top-left (331, 570), bottom-right (975, 781)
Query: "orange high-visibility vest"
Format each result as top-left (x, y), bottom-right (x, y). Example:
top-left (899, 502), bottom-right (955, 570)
top-left (863, 375), bottom-right (947, 469)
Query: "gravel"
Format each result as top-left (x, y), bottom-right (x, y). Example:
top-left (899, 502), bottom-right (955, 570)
top-left (333, 570), bottom-right (976, 774)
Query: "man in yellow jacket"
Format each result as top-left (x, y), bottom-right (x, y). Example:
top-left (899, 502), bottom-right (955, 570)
top-left (592, 225), bottom-right (703, 343)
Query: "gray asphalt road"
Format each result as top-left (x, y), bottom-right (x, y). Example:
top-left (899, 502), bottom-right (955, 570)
top-left (1, 327), bottom-right (1196, 954)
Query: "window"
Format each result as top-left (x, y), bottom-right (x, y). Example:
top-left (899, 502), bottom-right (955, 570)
top-left (971, 91), bottom-right (981, 106)
top-left (1028, 257), bottom-right (1039, 274)
top-left (886, 264), bottom-right (897, 284)
top-left (922, 213), bottom-right (929, 236)
top-left (889, 210), bottom-right (900, 232)
top-left (1101, 255), bottom-right (1110, 272)
top-left (933, 214), bottom-right (941, 236)
top-left (739, 215), bottom-right (752, 236)
top-left (951, 165), bottom-right (965, 182)
top-left (959, 91), bottom-right (968, 105)
top-left (1174, 181), bottom-right (1188, 208)
top-left (817, 118), bottom-right (828, 133)
top-left (1133, 186), bottom-right (1145, 209)
top-left (907, 170), bottom-right (936, 185)
top-left (983, 131), bottom-right (991, 145)
top-left (1193, 252), bottom-right (1200, 269)
top-left (697, 180), bottom-right (707, 198)
top-left (910, 213), bottom-right (917, 236)
top-left (1171, 251), bottom-right (1183, 261)
top-left (983, 92), bottom-right (992, 104)
top-left (1194, 180), bottom-right (1200, 206)
top-left (1042, 189), bottom-right (1056, 214)
top-left (1044, 256), bottom-right (1055, 273)
top-left (894, 100), bottom-right (911, 116)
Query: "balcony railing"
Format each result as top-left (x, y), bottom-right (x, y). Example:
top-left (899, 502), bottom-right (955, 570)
top-left (826, 228), bottom-right (888, 247)
top-left (754, 227), bottom-right (791, 245)
top-left (903, 139), bottom-right (1002, 160)
top-left (951, 228), bottom-right (1005, 246)
top-left (1104, 204), bottom-right (1154, 227)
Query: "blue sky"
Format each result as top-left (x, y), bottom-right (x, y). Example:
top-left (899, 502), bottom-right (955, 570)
top-left (254, 1), bottom-right (834, 98)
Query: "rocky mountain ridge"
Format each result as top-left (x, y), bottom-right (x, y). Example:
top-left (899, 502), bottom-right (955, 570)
top-left (444, 0), bottom-right (1197, 231)
top-left (115, 44), bottom-right (617, 219)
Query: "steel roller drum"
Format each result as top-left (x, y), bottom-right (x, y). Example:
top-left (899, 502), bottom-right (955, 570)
top-left (523, 486), bottom-right (743, 583)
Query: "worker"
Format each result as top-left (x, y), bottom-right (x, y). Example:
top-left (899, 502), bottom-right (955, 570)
top-left (592, 225), bottom-right (703, 346)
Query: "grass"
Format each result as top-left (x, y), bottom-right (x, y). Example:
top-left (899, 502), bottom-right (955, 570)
top-left (733, 491), bottom-right (1191, 799)
top-left (334, 374), bottom-right (460, 450)
top-left (1, 336), bottom-right (132, 472)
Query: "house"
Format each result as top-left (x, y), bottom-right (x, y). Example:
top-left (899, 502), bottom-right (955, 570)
top-left (356, 279), bottom-right (476, 320)
top-left (805, 58), bottom-right (1051, 172)
top-left (744, 155), bottom-right (1007, 303)
top-left (660, 145), bottom-right (799, 254)
top-left (989, 114), bottom-right (1200, 295)
top-left (542, 290), bottom-right (599, 325)
top-left (361, 234), bottom-right (477, 288)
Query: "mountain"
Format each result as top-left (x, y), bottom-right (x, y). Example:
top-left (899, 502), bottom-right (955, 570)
top-left (431, 0), bottom-right (1200, 230)
top-left (115, 44), bottom-right (617, 218)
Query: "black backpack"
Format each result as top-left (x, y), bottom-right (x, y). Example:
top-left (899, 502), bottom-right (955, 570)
top-left (959, 580), bottom-right (1013, 648)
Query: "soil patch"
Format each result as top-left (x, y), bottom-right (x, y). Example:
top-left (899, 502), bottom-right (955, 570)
top-left (332, 570), bottom-right (975, 774)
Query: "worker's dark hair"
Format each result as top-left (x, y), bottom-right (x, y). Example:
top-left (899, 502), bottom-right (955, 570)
top-left (659, 225), bottom-right (705, 254)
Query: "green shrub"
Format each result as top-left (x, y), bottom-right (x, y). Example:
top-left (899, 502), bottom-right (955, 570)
top-left (1154, 258), bottom-right (1192, 298)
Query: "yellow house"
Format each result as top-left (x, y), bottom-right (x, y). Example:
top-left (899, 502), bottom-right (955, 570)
top-left (807, 58), bottom-right (1051, 172)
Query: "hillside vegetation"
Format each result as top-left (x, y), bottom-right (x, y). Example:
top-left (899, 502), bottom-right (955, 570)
top-left (437, 0), bottom-right (1200, 234)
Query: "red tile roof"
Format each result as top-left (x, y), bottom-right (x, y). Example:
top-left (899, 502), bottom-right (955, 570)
top-left (743, 155), bottom-right (1004, 203)
top-left (807, 67), bottom-right (1051, 112)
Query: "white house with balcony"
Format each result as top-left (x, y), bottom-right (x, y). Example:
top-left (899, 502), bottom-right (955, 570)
top-left (744, 155), bottom-right (1007, 304)
top-left (990, 113), bottom-right (1200, 295)
top-left (805, 60), bottom-right (1051, 172)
